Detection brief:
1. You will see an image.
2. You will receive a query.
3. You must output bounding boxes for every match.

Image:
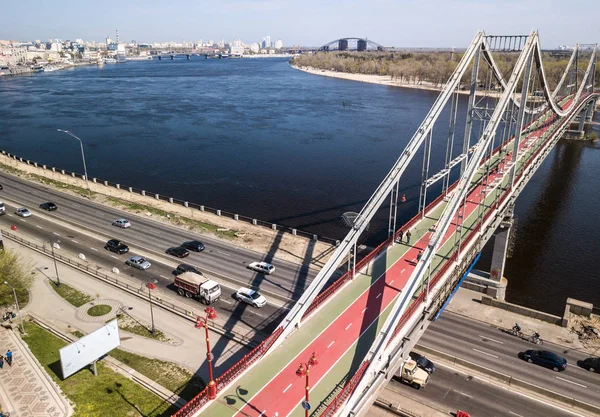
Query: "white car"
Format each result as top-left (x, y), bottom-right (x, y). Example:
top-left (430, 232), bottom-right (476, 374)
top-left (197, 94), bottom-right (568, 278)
top-left (112, 218), bottom-right (131, 229)
top-left (248, 261), bottom-right (275, 275)
top-left (235, 287), bottom-right (267, 308)
top-left (125, 255), bottom-right (151, 270)
top-left (15, 208), bottom-right (32, 217)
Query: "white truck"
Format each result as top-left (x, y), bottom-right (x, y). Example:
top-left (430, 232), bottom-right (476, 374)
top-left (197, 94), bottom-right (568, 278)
top-left (174, 271), bottom-right (221, 305)
top-left (396, 359), bottom-right (430, 389)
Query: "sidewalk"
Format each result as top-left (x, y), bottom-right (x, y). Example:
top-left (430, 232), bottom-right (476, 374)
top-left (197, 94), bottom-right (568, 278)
top-left (0, 326), bottom-right (73, 417)
top-left (6, 239), bottom-right (249, 376)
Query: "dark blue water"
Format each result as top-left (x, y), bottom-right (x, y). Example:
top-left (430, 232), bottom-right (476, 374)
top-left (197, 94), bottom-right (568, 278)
top-left (1, 58), bottom-right (599, 314)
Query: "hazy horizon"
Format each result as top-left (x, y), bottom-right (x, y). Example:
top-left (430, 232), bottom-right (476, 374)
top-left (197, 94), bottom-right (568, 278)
top-left (1, 0), bottom-right (598, 48)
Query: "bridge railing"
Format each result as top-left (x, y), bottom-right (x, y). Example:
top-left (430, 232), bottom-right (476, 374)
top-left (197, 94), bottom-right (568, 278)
top-left (173, 326), bottom-right (284, 417)
top-left (319, 360), bottom-right (370, 417)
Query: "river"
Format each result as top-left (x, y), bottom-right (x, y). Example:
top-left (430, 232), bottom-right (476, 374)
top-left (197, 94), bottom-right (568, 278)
top-left (0, 57), bottom-right (598, 315)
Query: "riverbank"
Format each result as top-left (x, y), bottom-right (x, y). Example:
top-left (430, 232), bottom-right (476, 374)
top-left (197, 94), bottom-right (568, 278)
top-left (293, 64), bottom-right (452, 94)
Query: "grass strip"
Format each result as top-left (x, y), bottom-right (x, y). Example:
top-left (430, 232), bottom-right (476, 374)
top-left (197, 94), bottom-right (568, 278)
top-left (110, 313), bottom-right (170, 342)
top-left (49, 281), bottom-right (94, 307)
top-left (87, 304), bottom-right (112, 316)
top-left (22, 321), bottom-right (177, 417)
top-left (110, 348), bottom-right (205, 401)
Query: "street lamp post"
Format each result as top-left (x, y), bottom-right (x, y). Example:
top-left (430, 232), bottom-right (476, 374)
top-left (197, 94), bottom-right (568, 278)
top-left (145, 280), bottom-right (158, 334)
top-left (296, 352), bottom-right (319, 417)
top-left (49, 237), bottom-right (61, 287)
top-left (4, 281), bottom-right (25, 335)
top-left (56, 129), bottom-right (92, 199)
top-left (195, 307), bottom-right (218, 399)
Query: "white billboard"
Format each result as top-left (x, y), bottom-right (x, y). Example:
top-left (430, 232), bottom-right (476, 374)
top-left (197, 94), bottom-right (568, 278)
top-left (59, 319), bottom-right (120, 378)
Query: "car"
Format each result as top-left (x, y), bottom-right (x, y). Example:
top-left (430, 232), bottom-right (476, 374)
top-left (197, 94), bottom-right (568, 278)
top-left (15, 208), bottom-right (32, 217)
top-left (248, 261), bottom-right (275, 275)
top-left (182, 240), bottom-right (205, 252)
top-left (0, 184), bottom-right (3, 190)
top-left (235, 287), bottom-right (267, 308)
top-left (522, 349), bottom-right (567, 372)
top-left (39, 202), bottom-right (58, 211)
top-left (409, 351), bottom-right (436, 374)
top-left (166, 246), bottom-right (190, 258)
top-left (579, 357), bottom-right (600, 373)
top-left (104, 239), bottom-right (129, 255)
top-left (125, 255), bottom-right (151, 270)
top-left (112, 219), bottom-right (131, 228)
top-left (176, 263), bottom-right (203, 275)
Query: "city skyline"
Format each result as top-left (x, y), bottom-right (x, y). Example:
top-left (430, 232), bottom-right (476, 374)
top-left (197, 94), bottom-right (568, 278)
top-left (1, 0), bottom-right (599, 48)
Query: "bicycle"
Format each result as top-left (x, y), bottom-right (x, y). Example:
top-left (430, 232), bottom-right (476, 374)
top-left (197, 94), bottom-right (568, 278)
top-left (508, 323), bottom-right (523, 338)
top-left (528, 333), bottom-right (543, 345)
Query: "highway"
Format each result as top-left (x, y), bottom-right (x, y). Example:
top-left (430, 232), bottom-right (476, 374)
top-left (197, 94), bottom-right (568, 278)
top-left (419, 311), bottom-right (600, 409)
top-left (0, 171), bottom-right (321, 303)
top-left (0, 198), bottom-right (288, 336)
top-left (386, 363), bottom-right (584, 417)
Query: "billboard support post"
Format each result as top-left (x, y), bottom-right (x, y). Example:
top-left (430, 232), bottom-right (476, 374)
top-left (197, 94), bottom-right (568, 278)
top-left (92, 360), bottom-right (98, 376)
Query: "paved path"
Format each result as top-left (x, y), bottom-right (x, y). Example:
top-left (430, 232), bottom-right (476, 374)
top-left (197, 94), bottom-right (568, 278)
top-left (0, 326), bottom-right (73, 417)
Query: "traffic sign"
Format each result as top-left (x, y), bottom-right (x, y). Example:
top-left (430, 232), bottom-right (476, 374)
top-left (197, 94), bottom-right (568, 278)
top-left (302, 401), bottom-right (311, 411)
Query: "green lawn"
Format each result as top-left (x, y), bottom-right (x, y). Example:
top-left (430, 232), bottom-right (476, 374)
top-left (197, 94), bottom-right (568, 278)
top-left (22, 321), bottom-right (178, 417)
top-left (87, 304), bottom-right (112, 316)
top-left (50, 281), bottom-right (94, 307)
top-left (113, 313), bottom-right (170, 342)
top-left (110, 348), bottom-right (205, 401)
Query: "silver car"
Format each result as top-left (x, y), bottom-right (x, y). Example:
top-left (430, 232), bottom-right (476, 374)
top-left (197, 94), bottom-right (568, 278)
top-left (112, 218), bottom-right (131, 228)
top-left (235, 287), bottom-right (267, 308)
top-left (15, 207), bottom-right (32, 217)
top-left (125, 255), bottom-right (151, 270)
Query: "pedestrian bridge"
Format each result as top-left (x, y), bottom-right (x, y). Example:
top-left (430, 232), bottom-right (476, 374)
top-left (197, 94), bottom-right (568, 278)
top-left (175, 30), bottom-right (598, 417)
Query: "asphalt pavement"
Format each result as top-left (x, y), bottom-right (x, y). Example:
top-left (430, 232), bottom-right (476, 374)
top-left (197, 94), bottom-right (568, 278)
top-left (418, 311), bottom-right (600, 408)
top-left (385, 362), bottom-right (585, 417)
top-left (0, 198), bottom-right (286, 335)
top-left (0, 171), bottom-right (319, 302)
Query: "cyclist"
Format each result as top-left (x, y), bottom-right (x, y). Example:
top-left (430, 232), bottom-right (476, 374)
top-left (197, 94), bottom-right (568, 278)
top-left (512, 323), bottom-right (521, 334)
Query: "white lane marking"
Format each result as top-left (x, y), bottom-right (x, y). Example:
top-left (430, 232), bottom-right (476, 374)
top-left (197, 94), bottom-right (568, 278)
top-left (71, 240), bottom-right (79, 244)
top-left (53, 232), bottom-right (60, 236)
top-left (361, 307), bottom-right (368, 314)
top-left (20, 219), bottom-right (26, 222)
top-left (376, 292), bottom-right (382, 299)
top-left (345, 323), bottom-right (352, 331)
top-left (36, 225), bottom-right (43, 229)
top-left (509, 411), bottom-right (524, 417)
top-left (220, 299), bottom-right (232, 305)
top-left (555, 376), bottom-right (587, 388)
top-left (327, 341), bottom-right (335, 349)
top-left (260, 411), bottom-right (266, 417)
top-left (455, 390), bottom-right (471, 398)
top-left (390, 280), bottom-right (394, 285)
top-left (282, 383), bottom-right (292, 394)
top-left (401, 268), bottom-right (405, 273)
top-left (7, 214), bottom-right (12, 217)
top-left (479, 335), bottom-right (504, 344)
top-left (111, 255), bottom-right (118, 260)
top-left (472, 348), bottom-right (499, 359)
top-left (159, 275), bottom-right (170, 280)
top-left (90, 247), bottom-right (98, 251)
top-left (216, 250), bottom-right (230, 257)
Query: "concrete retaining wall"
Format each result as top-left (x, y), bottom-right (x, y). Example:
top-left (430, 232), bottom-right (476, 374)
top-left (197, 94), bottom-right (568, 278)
top-left (481, 295), bottom-right (568, 327)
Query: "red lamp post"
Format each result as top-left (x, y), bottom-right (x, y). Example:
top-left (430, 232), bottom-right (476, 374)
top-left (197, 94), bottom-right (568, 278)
top-left (296, 352), bottom-right (319, 417)
top-left (196, 307), bottom-right (218, 399)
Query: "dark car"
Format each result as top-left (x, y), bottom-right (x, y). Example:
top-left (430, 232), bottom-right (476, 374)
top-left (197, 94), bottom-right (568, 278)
top-left (579, 357), bottom-right (600, 373)
top-left (0, 184), bottom-right (3, 190)
top-left (409, 351), bottom-right (436, 374)
top-left (523, 350), bottom-right (567, 372)
top-left (39, 202), bottom-right (58, 211)
top-left (175, 263), bottom-right (203, 275)
top-left (182, 240), bottom-right (205, 252)
top-left (104, 239), bottom-right (129, 254)
top-left (166, 246), bottom-right (190, 258)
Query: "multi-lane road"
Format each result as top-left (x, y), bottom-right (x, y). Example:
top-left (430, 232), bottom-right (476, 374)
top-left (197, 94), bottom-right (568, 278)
top-left (0, 171), bottom-right (323, 334)
top-left (416, 311), bottom-right (600, 410)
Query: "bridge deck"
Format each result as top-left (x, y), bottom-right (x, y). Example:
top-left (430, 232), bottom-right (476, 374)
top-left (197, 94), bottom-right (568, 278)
top-left (200, 105), bottom-right (571, 417)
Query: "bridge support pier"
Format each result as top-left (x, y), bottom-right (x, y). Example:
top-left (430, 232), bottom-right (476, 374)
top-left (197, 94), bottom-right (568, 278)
top-left (463, 215), bottom-right (512, 300)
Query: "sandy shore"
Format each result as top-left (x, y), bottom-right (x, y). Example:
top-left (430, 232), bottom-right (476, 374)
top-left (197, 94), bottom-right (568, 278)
top-left (293, 65), bottom-right (450, 94)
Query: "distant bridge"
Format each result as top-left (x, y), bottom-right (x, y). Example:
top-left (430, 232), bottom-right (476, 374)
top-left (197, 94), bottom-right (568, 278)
top-left (319, 37), bottom-right (386, 52)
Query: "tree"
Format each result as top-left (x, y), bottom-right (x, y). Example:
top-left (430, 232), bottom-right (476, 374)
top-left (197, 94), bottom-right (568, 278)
top-left (0, 249), bottom-right (34, 308)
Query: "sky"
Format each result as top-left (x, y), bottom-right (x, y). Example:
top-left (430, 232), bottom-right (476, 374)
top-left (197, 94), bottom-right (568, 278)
top-left (0, 0), bottom-right (598, 48)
